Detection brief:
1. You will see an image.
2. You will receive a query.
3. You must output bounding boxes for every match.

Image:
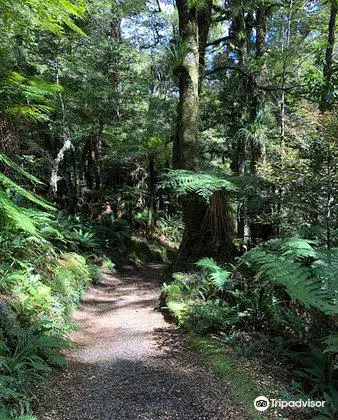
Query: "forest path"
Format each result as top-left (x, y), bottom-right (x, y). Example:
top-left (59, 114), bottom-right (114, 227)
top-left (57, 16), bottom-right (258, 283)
top-left (35, 264), bottom-right (246, 420)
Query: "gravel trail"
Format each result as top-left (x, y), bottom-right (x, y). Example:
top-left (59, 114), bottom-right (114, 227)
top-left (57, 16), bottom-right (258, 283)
top-left (35, 264), bottom-right (247, 420)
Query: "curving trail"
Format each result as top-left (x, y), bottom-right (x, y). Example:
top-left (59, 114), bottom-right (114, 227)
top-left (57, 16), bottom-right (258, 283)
top-left (35, 264), bottom-right (246, 420)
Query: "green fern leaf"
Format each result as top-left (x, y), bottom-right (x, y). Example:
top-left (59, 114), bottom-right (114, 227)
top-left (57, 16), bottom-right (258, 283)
top-left (196, 258), bottom-right (231, 290)
top-left (196, 257), bottom-right (220, 271)
top-left (0, 191), bottom-right (37, 234)
top-left (0, 172), bottom-right (54, 211)
top-left (243, 239), bottom-right (338, 315)
top-left (0, 153), bottom-right (42, 185)
top-left (160, 170), bottom-right (237, 200)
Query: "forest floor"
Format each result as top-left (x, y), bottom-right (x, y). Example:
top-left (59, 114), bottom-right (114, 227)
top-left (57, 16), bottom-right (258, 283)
top-left (34, 264), bottom-right (248, 420)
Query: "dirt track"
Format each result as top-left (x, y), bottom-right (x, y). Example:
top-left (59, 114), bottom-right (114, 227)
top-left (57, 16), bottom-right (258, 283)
top-left (35, 264), bottom-right (247, 420)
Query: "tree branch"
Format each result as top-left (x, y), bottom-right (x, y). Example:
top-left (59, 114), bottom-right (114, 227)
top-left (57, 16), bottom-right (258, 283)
top-left (50, 133), bottom-right (73, 195)
top-left (206, 36), bottom-right (230, 47)
top-left (205, 64), bottom-right (308, 93)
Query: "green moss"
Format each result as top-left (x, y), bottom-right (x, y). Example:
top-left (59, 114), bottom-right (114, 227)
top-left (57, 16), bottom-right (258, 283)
top-left (187, 334), bottom-right (271, 420)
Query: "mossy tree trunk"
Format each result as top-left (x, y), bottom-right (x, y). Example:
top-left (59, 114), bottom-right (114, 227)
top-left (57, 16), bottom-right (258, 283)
top-left (320, 0), bottom-right (337, 112)
top-left (174, 0), bottom-right (237, 268)
top-left (173, 0), bottom-right (200, 170)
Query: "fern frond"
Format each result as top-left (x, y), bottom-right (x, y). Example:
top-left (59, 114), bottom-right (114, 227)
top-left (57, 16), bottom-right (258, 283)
top-left (210, 270), bottom-right (231, 290)
top-left (278, 238), bottom-right (317, 258)
top-left (160, 170), bottom-right (237, 200)
top-left (0, 153), bottom-right (43, 185)
top-left (243, 239), bottom-right (338, 315)
top-left (0, 191), bottom-right (37, 234)
top-left (196, 257), bottom-right (231, 290)
top-left (196, 257), bottom-right (220, 271)
top-left (312, 249), bottom-right (338, 293)
top-left (0, 172), bottom-right (54, 211)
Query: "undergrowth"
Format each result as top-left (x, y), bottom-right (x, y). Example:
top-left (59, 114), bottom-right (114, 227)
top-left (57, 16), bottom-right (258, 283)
top-left (0, 222), bottom-right (101, 419)
top-left (0, 150), bottom-right (180, 418)
top-left (162, 238), bottom-right (338, 419)
top-left (0, 155), bottom-right (110, 419)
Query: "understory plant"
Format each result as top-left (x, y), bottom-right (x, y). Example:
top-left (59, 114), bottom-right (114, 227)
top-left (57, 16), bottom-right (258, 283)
top-left (162, 238), bottom-right (338, 418)
top-left (0, 154), bottom-right (103, 418)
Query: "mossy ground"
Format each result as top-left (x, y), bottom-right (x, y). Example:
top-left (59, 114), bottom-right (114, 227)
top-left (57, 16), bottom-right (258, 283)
top-left (187, 334), bottom-right (272, 419)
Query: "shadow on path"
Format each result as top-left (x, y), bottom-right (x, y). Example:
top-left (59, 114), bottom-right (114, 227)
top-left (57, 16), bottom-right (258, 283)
top-left (34, 264), bottom-right (247, 420)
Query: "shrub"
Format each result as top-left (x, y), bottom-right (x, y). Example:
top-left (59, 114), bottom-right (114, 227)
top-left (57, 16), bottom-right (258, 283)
top-left (186, 300), bottom-right (236, 334)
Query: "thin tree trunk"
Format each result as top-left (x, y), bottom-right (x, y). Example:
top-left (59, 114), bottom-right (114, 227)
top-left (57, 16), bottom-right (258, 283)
top-left (248, 4), bottom-right (272, 244)
top-left (50, 133), bottom-right (73, 196)
top-left (277, 0), bottom-right (293, 231)
top-left (197, 0), bottom-right (212, 94)
top-left (148, 154), bottom-right (156, 227)
top-left (255, 5), bottom-right (267, 59)
top-left (249, 4), bottom-right (267, 173)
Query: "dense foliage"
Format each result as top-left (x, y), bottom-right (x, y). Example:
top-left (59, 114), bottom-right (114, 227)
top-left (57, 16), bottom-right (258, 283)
top-left (163, 241), bottom-right (338, 417)
top-left (0, 0), bottom-right (337, 418)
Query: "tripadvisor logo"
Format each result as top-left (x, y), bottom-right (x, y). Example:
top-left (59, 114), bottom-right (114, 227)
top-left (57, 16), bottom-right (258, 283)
top-left (254, 396), bottom-right (326, 411)
top-left (254, 396), bottom-right (270, 412)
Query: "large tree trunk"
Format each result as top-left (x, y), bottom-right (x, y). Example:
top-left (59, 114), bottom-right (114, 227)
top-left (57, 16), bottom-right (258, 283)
top-left (174, 0), bottom-right (236, 268)
top-left (173, 0), bottom-right (200, 170)
top-left (320, 0), bottom-right (337, 112)
top-left (176, 191), bottom-right (237, 266)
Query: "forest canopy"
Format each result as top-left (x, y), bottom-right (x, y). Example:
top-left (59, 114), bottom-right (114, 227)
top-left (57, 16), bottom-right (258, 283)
top-left (0, 0), bottom-right (337, 418)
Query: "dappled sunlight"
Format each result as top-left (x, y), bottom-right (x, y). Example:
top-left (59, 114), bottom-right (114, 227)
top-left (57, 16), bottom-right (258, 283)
top-left (35, 266), bottom-right (246, 420)
top-left (1, 0), bottom-right (336, 418)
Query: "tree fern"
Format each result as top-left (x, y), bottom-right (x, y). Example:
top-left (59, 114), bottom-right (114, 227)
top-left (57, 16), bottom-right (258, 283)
top-left (243, 238), bottom-right (338, 315)
top-left (160, 170), bottom-right (237, 200)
